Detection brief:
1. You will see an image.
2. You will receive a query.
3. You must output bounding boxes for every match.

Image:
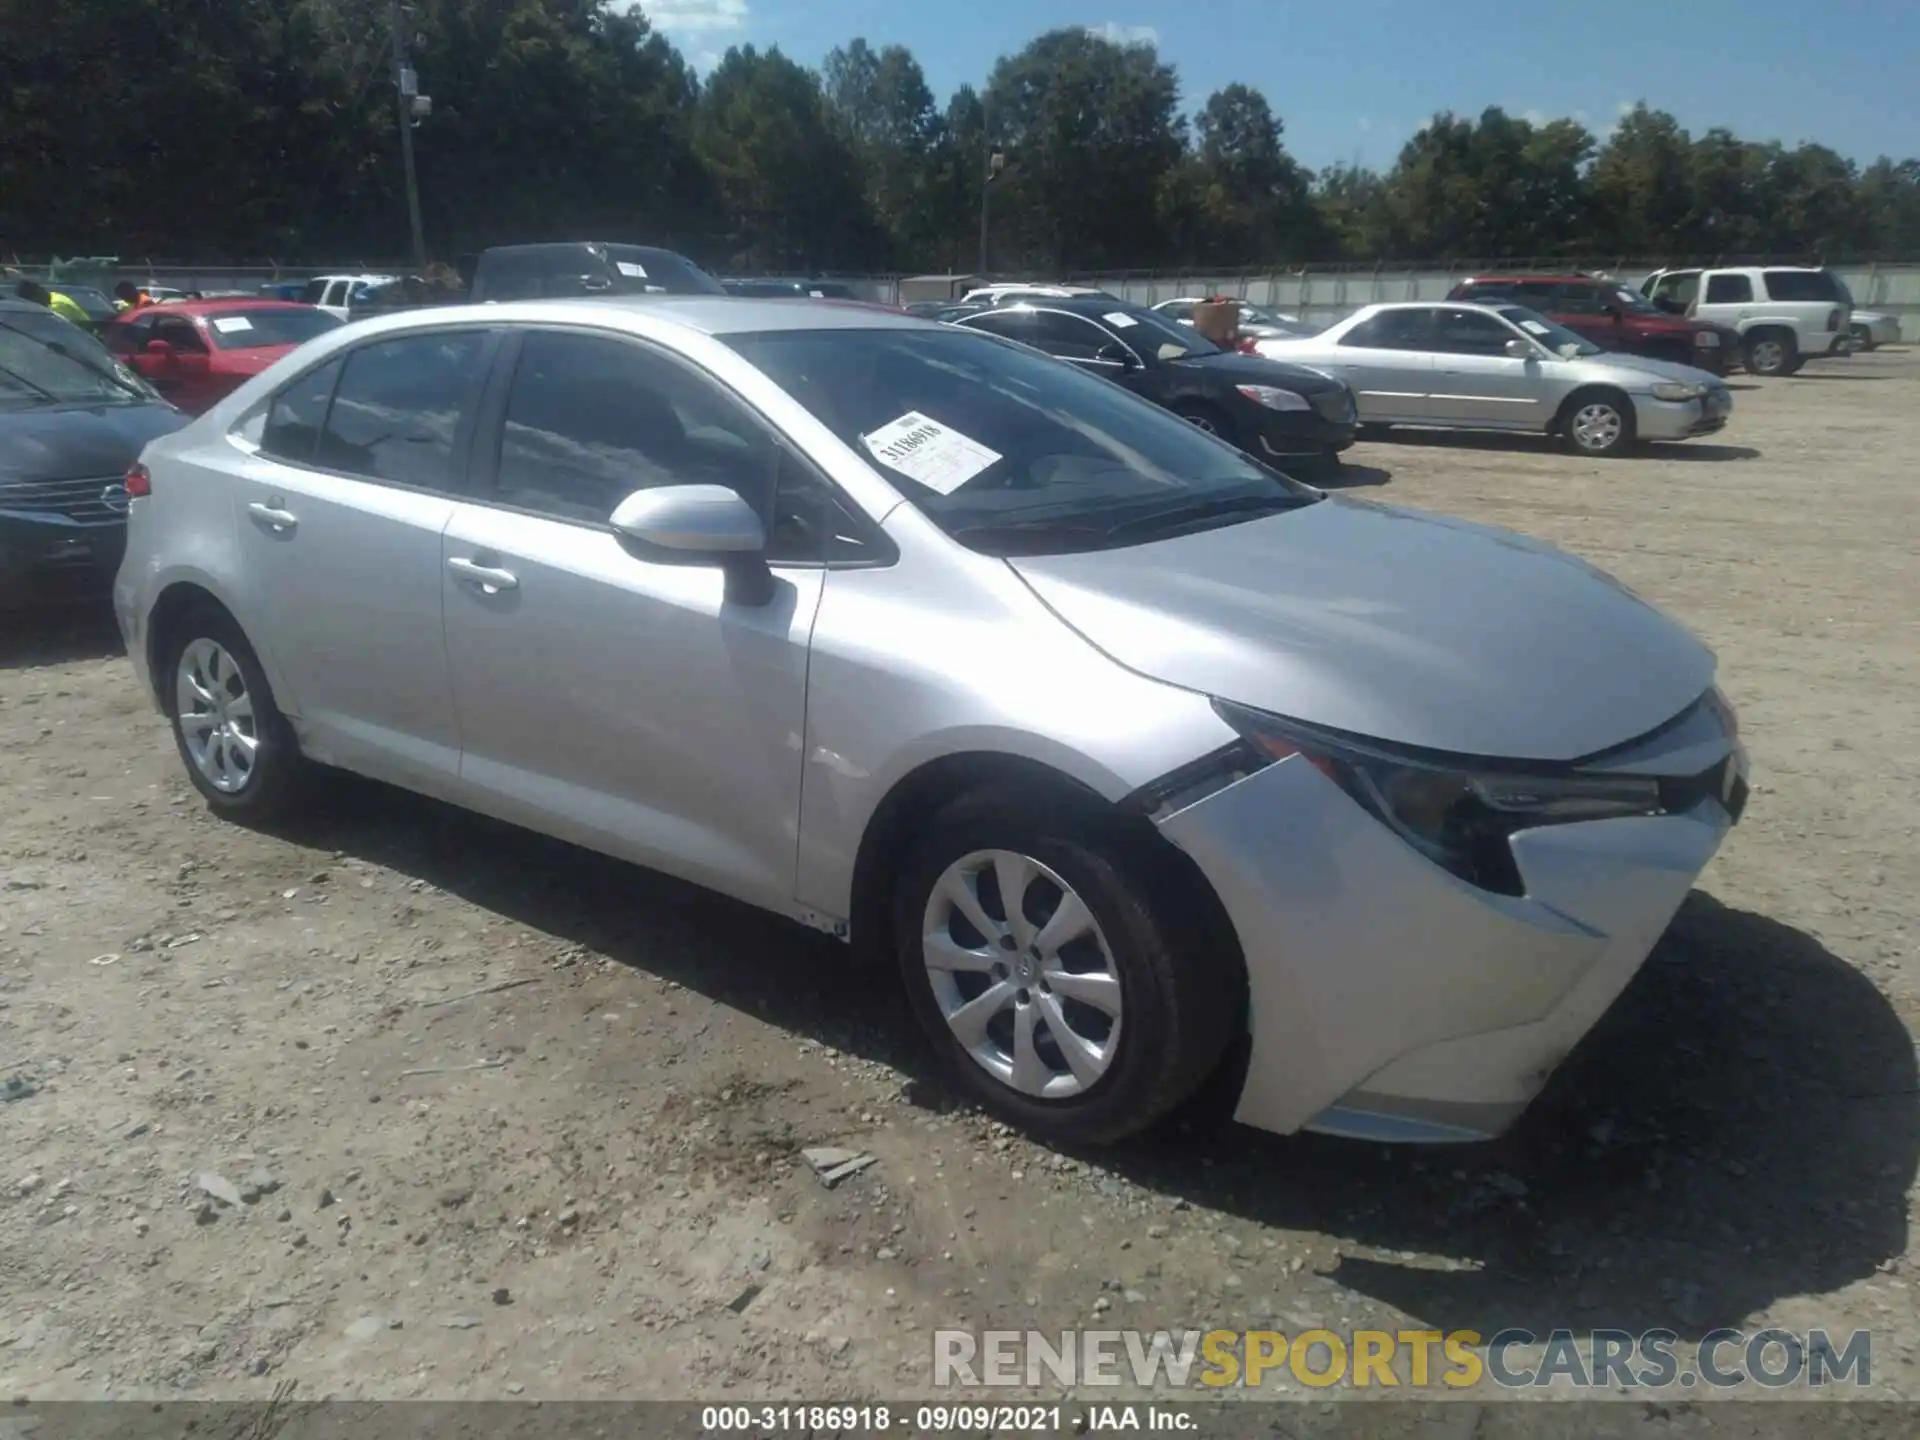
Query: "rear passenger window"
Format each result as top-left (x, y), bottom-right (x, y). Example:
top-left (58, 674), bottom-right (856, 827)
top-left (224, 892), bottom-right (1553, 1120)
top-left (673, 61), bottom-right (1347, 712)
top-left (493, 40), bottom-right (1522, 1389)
top-left (1704, 274), bottom-right (1753, 304)
top-left (1553, 284), bottom-right (1604, 314)
top-left (315, 332), bottom-right (486, 489)
top-left (494, 330), bottom-right (774, 525)
top-left (1761, 270), bottom-right (1841, 302)
top-left (262, 358), bottom-right (344, 462)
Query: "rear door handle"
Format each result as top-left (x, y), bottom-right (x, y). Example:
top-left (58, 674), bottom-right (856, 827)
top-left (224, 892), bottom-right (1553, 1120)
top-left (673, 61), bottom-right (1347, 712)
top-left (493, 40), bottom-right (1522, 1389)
top-left (447, 556), bottom-right (519, 593)
top-left (247, 500), bottom-right (298, 531)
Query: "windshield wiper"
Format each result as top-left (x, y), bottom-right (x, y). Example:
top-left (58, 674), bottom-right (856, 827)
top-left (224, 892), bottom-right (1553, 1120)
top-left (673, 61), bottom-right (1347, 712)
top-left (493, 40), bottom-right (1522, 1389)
top-left (1099, 492), bottom-right (1304, 544)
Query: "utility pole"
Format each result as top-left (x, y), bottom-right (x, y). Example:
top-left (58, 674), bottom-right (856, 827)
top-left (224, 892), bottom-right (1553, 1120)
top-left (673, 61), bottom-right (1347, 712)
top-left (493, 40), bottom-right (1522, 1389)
top-left (389, 0), bottom-right (427, 269)
top-left (978, 103), bottom-right (1003, 277)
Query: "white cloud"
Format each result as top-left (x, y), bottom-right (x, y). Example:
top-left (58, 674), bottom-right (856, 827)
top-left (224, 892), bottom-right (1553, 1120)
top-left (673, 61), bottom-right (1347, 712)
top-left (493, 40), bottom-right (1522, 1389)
top-left (1086, 22), bottom-right (1160, 45)
top-left (1604, 99), bottom-right (1635, 138)
top-left (1521, 107), bottom-right (1547, 126)
top-left (645, 0), bottom-right (749, 39)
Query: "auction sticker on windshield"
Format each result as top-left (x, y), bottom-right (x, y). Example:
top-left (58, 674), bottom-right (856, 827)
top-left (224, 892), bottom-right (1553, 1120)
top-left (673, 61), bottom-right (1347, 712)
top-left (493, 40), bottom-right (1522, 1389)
top-left (1519, 320), bottom-right (1551, 336)
top-left (616, 261), bottom-right (648, 278)
top-left (862, 411), bottom-right (1002, 495)
top-left (1103, 312), bottom-right (1139, 328)
top-left (211, 316), bottom-right (253, 333)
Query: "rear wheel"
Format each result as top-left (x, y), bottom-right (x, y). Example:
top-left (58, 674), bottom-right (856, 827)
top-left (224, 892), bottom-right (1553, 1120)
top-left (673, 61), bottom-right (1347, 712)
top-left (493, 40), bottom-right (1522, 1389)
top-left (162, 606), bottom-right (308, 820)
top-left (1851, 323), bottom-right (1878, 352)
top-left (1561, 390), bottom-right (1636, 458)
top-left (1744, 330), bottom-right (1798, 377)
top-left (894, 787), bottom-right (1239, 1144)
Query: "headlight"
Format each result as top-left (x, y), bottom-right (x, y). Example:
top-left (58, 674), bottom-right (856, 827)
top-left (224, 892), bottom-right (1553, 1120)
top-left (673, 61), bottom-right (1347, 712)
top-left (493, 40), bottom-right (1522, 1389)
top-left (1650, 381), bottom-right (1703, 402)
top-left (1693, 331), bottom-right (1721, 347)
top-left (1212, 701), bottom-right (1663, 895)
top-left (1235, 384), bottom-right (1310, 412)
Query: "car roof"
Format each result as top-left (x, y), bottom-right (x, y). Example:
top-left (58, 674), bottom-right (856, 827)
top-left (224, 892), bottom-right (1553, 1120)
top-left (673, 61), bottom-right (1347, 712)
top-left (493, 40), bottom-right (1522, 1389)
top-left (112, 299), bottom-right (318, 320)
top-left (353, 294), bottom-right (932, 338)
top-left (1458, 274), bottom-right (1604, 285)
top-left (989, 295), bottom-right (1140, 315)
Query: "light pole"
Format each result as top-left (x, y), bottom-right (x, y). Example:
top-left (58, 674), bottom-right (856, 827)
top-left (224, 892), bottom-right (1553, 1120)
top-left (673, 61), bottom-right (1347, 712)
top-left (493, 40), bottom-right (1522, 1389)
top-left (978, 114), bottom-right (1003, 276)
top-left (389, 0), bottom-right (427, 269)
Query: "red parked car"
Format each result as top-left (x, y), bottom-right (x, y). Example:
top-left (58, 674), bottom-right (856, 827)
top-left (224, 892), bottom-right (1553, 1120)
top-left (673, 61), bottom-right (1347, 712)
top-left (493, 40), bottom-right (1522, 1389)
top-left (100, 300), bottom-right (343, 415)
top-left (1446, 273), bottom-right (1739, 375)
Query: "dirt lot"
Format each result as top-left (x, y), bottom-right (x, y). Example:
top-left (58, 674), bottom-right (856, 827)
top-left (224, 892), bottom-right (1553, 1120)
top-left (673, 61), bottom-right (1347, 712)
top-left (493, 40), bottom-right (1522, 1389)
top-left (3, 348), bottom-right (1918, 1414)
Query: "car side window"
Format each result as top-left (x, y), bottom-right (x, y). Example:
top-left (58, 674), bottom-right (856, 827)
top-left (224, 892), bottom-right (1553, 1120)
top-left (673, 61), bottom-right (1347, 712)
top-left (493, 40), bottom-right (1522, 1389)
top-left (1431, 309), bottom-right (1516, 356)
top-left (314, 332), bottom-right (486, 489)
top-left (493, 330), bottom-right (775, 527)
top-left (1553, 284), bottom-right (1605, 315)
top-left (766, 449), bottom-right (885, 566)
top-left (1704, 273), bottom-right (1753, 304)
top-left (151, 316), bottom-right (206, 352)
top-left (104, 316), bottom-right (153, 355)
top-left (1026, 311), bottom-right (1113, 360)
top-left (1342, 309), bottom-right (1435, 350)
top-left (262, 358), bottom-right (345, 463)
top-left (1650, 272), bottom-right (1700, 308)
top-left (1160, 303), bottom-right (1194, 322)
top-left (958, 310), bottom-right (1033, 345)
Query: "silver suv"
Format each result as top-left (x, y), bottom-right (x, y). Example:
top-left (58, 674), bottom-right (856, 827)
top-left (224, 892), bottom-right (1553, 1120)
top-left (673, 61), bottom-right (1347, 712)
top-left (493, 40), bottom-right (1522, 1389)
top-left (1641, 266), bottom-right (1852, 376)
top-left (113, 297), bottom-right (1747, 1147)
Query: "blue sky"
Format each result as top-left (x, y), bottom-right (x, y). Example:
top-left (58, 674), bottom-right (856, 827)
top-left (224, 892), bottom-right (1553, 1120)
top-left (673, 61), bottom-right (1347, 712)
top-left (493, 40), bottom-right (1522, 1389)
top-left (643, 0), bottom-right (1919, 172)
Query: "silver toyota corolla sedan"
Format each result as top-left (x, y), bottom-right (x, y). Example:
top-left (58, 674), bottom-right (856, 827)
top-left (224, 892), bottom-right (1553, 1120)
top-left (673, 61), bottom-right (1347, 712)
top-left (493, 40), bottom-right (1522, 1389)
top-left (114, 297), bottom-right (1748, 1146)
top-left (1257, 301), bottom-right (1734, 456)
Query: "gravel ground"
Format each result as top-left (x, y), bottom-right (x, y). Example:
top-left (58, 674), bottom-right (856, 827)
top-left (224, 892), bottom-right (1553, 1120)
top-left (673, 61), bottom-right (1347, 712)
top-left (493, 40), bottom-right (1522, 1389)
top-left (2, 348), bottom-right (1917, 1412)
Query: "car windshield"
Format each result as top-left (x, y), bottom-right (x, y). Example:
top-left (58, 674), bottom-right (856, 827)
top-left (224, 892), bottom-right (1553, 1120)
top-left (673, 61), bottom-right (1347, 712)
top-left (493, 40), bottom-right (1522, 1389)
top-left (724, 326), bottom-right (1318, 556)
top-left (1610, 286), bottom-right (1665, 315)
top-left (0, 311), bottom-right (157, 406)
top-left (203, 308), bottom-right (344, 350)
top-left (1495, 305), bottom-right (1601, 357)
top-left (1110, 305), bottom-right (1221, 360)
top-left (608, 246), bottom-right (727, 296)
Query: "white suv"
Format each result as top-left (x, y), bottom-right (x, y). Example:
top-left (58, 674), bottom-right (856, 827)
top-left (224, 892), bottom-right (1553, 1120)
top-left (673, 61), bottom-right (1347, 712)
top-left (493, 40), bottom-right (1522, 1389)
top-left (1641, 266), bottom-right (1851, 377)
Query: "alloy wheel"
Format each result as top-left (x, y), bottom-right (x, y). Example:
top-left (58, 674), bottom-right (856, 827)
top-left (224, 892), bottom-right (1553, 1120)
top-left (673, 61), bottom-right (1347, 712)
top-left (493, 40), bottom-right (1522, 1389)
top-left (1570, 402), bottom-right (1624, 452)
top-left (921, 849), bottom-right (1123, 1099)
top-left (1183, 412), bottom-right (1218, 434)
top-left (175, 638), bottom-right (258, 793)
top-left (1749, 338), bottom-right (1786, 374)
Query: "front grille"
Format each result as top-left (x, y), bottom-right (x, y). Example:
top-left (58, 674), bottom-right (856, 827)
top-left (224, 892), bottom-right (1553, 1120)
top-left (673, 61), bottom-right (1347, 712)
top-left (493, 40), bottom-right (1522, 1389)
top-left (1311, 388), bottom-right (1357, 423)
top-left (0, 475), bottom-right (126, 523)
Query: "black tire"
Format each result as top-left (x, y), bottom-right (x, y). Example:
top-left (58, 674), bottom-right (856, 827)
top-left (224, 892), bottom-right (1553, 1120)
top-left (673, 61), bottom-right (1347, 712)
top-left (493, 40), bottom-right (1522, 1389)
top-left (1851, 325), bottom-right (1878, 353)
top-left (1743, 329), bottom-right (1798, 377)
top-left (1559, 388), bottom-right (1636, 458)
top-left (160, 604), bottom-right (309, 821)
top-left (893, 786), bottom-right (1239, 1145)
top-left (1171, 401), bottom-right (1237, 448)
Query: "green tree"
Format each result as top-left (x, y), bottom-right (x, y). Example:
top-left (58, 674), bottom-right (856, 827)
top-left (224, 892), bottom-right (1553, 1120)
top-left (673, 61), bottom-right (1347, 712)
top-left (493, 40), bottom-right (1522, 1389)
top-left (822, 38), bottom-right (942, 263)
top-left (1171, 83), bottom-right (1322, 263)
top-left (695, 44), bottom-right (879, 271)
top-left (980, 27), bottom-right (1184, 270)
top-left (1588, 103), bottom-right (1692, 254)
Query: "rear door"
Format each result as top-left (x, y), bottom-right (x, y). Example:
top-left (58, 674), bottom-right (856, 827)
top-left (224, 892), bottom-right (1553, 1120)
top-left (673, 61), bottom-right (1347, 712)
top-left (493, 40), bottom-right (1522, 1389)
top-left (230, 327), bottom-right (494, 792)
top-left (1330, 309), bottom-right (1437, 422)
top-left (1694, 271), bottom-right (1754, 329)
top-left (439, 326), bottom-right (826, 911)
top-left (1426, 307), bottom-right (1551, 428)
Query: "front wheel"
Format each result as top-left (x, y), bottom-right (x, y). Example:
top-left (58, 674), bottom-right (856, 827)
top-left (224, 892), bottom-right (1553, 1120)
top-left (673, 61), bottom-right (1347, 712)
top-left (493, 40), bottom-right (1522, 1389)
top-left (894, 788), bottom-right (1239, 1144)
top-left (1172, 402), bottom-right (1237, 448)
top-left (1562, 393), bottom-right (1636, 457)
top-left (162, 606), bottom-right (308, 820)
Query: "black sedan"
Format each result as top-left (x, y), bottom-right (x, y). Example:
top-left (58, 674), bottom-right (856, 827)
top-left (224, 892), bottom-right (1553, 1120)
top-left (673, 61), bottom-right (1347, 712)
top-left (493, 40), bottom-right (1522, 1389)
top-left (952, 297), bottom-right (1356, 472)
top-left (0, 301), bottom-right (185, 608)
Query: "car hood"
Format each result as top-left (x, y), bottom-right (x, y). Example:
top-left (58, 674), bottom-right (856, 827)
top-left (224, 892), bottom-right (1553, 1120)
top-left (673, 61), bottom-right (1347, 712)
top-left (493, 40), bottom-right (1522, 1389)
top-left (0, 401), bottom-right (186, 485)
top-left (1583, 350), bottom-right (1727, 387)
top-left (1170, 350), bottom-right (1343, 393)
top-left (1009, 497), bottom-right (1714, 762)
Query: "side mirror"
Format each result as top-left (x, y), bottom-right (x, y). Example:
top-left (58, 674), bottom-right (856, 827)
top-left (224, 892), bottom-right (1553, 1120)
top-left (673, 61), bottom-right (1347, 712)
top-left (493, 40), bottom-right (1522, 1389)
top-left (1095, 342), bottom-right (1137, 369)
top-left (143, 338), bottom-right (174, 359)
top-left (609, 483), bottom-right (775, 605)
top-left (1503, 337), bottom-right (1535, 360)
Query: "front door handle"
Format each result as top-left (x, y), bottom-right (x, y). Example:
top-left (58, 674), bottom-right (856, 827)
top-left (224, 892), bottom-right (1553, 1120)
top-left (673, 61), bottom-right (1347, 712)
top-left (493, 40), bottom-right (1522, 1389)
top-left (447, 556), bottom-right (519, 593)
top-left (247, 500), bottom-right (298, 531)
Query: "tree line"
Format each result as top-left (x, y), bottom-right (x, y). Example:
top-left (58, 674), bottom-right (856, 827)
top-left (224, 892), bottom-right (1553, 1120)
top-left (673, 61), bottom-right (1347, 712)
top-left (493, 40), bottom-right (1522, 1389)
top-left (5, 0), bottom-right (1918, 273)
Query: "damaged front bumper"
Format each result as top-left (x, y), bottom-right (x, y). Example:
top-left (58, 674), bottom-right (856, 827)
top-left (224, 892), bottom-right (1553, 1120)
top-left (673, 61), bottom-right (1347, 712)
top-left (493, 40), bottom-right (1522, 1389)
top-left (1156, 723), bottom-right (1741, 1143)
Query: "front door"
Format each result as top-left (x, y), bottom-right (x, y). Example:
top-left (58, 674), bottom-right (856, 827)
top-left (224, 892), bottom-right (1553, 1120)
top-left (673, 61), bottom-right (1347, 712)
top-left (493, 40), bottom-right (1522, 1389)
top-left (231, 328), bottom-right (493, 792)
top-left (440, 327), bottom-right (821, 913)
top-left (1426, 307), bottom-right (1552, 429)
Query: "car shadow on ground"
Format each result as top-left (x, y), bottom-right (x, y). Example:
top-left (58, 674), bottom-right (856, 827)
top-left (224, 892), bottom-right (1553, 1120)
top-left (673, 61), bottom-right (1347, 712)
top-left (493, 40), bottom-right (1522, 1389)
top-left (267, 776), bottom-right (1916, 1346)
top-left (1378, 430), bottom-right (1761, 463)
top-left (1785, 373), bottom-right (1891, 382)
top-left (0, 602), bottom-right (125, 671)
